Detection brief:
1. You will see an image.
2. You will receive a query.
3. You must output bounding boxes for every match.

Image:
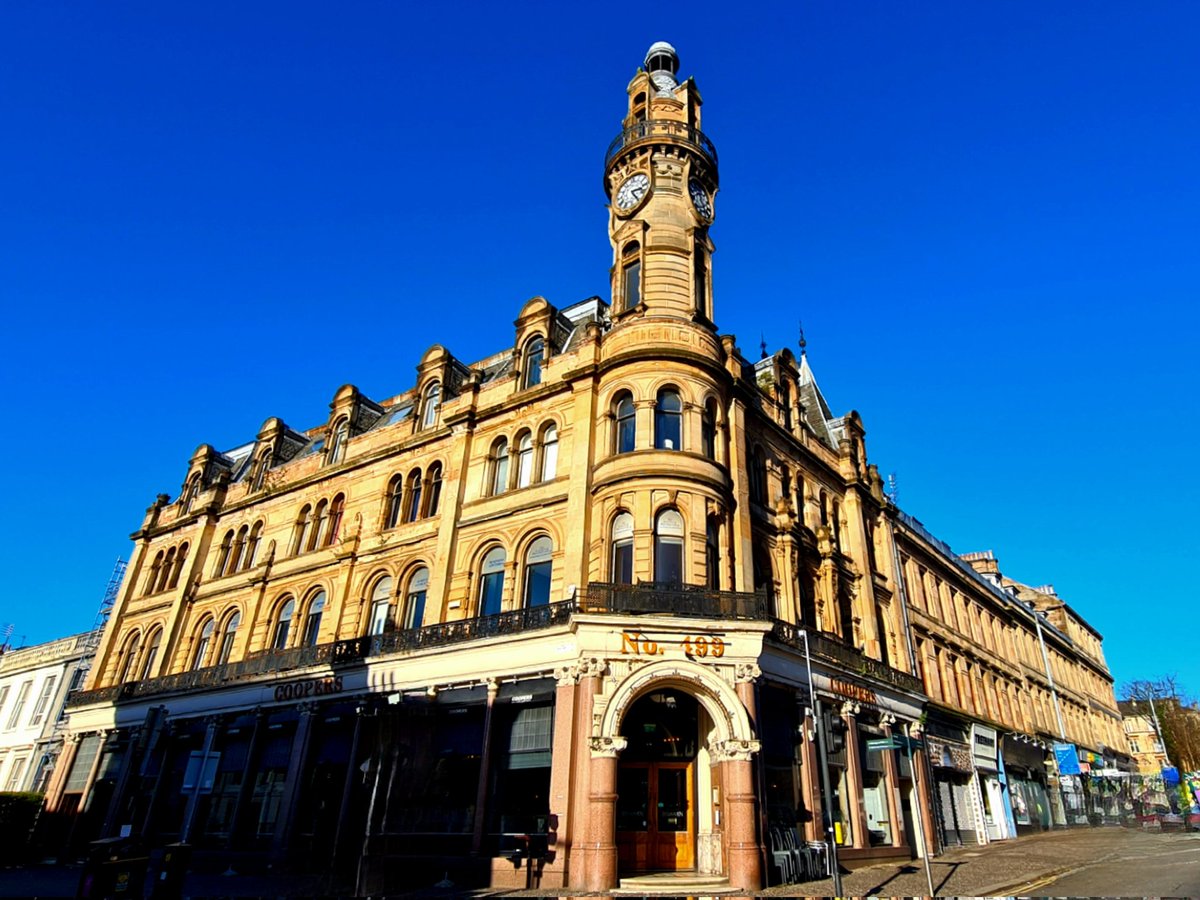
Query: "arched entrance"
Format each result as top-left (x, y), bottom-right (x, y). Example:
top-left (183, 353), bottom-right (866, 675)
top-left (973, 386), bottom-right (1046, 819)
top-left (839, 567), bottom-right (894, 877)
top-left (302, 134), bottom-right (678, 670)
top-left (616, 689), bottom-right (701, 871)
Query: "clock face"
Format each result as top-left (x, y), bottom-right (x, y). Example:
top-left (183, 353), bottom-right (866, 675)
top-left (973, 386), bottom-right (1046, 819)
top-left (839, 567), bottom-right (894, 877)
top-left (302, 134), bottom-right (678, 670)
top-left (689, 179), bottom-right (712, 218)
top-left (615, 173), bottom-right (650, 211)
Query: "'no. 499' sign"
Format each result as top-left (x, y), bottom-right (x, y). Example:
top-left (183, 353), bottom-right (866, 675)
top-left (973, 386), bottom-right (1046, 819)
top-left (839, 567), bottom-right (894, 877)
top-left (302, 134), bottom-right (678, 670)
top-left (621, 631), bottom-right (726, 660)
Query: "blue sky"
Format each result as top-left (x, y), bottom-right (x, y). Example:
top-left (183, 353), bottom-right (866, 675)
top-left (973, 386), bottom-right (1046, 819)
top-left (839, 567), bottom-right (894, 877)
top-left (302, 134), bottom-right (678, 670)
top-left (2, 2), bottom-right (1196, 696)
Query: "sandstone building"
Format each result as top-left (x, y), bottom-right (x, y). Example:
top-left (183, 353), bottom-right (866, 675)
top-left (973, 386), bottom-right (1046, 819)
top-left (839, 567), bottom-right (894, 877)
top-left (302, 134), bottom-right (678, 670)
top-left (51, 42), bottom-right (1127, 891)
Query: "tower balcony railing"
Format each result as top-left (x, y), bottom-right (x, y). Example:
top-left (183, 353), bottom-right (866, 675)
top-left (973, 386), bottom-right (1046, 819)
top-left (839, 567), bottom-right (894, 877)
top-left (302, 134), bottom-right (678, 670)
top-left (605, 119), bottom-right (718, 169)
top-left (768, 619), bottom-right (925, 695)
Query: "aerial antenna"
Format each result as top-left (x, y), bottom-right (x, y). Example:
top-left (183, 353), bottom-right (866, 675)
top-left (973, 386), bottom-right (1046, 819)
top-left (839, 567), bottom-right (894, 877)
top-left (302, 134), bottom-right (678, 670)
top-left (0, 624), bottom-right (13, 655)
top-left (887, 472), bottom-right (899, 504)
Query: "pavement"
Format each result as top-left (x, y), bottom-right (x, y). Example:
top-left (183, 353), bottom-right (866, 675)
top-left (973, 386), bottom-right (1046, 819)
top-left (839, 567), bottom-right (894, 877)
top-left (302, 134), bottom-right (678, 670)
top-left (1, 826), bottom-right (1196, 897)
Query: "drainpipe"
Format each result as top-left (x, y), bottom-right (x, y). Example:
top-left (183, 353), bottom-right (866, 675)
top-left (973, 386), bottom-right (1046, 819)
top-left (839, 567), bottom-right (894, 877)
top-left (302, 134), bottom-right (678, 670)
top-left (886, 513), bottom-right (919, 674)
top-left (1032, 614), bottom-right (1066, 740)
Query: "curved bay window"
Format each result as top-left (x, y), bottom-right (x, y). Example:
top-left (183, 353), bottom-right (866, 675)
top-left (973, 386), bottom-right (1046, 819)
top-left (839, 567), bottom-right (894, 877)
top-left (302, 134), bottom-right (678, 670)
top-left (516, 432), bottom-right (534, 488)
top-left (522, 336), bottom-right (545, 389)
top-left (272, 598), bottom-right (295, 650)
top-left (488, 439), bottom-right (510, 496)
top-left (705, 518), bottom-right (721, 590)
top-left (368, 576), bottom-right (393, 636)
top-left (539, 423), bottom-right (558, 481)
top-left (620, 242), bottom-right (641, 312)
top-left (701, 398), bottom-right (718, 460)
top-left (191, 619), bottom-right (215, 670)
top-left (654, 508), bottom-right (685, 584)
top-left (655, 388), bottom-right (682, 450)
top-left (404, 566), bottom-right (429, 629)
top-left (217, 612), bottom-right (240, 665)
top-left (522, 536), bottom-right (553, 608)
top-left (611, 512), bottom-right (634, 584)
top-left (421, 381), bottom-right (441, 430)
top-left (614, 393), bottom-right (636, 454)
top-left (478, 547), bottom-right (506, 617)
top-left (302, 591), bottom-right (326, 647)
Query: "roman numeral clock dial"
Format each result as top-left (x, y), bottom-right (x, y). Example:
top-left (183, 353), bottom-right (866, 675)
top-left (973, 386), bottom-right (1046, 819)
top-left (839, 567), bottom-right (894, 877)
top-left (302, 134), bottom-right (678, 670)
top-left (615, 173), bottom-right (649, 211)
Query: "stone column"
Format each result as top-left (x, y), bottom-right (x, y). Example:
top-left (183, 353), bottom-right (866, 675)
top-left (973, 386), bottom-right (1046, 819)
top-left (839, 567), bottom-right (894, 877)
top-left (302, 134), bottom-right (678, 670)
top-left (542, 668), bottom-right (580, 888)
top-left (880, 716), bottom-right (905, 848)
top-left (715, 739), bottom-right (762, 892)
top-left (471, 678), bottom-right (500, 854)
top-left (584, 736), bottom-right (626, 892)
top-left (841, 704), bottom-right (868, 848)
top-left (43, 734), bottom-right (80, 814)
top-left (566, 659), bottom-right (604, 889)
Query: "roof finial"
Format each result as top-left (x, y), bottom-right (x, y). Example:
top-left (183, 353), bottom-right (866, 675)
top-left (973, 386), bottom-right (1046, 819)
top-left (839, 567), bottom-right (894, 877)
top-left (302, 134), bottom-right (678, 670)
top-left (798, 320), bottom-right (807, 357)
top-left (760, 333), bottom-right (768, 360)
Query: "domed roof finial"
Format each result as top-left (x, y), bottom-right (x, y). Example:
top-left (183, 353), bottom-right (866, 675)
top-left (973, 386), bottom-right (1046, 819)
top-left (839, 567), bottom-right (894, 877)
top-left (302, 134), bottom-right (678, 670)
top-left (798, 320), bottom-right (807, 356)
top-left (645, 41), bottom-right (679, 96)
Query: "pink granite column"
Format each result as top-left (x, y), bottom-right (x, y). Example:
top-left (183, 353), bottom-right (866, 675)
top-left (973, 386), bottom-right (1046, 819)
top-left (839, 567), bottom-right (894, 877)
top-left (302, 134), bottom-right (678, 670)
top-left (718, 739), bottom-right (763, 892)
top-left (584, 736), bottom-right (626, 892)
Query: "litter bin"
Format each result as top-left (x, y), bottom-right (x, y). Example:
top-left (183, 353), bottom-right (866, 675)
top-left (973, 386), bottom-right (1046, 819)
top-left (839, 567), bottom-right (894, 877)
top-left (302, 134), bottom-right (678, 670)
top-left (148, 842), bottom-right (191, 900)
top-left (77, 837), bottom-right (149, 899)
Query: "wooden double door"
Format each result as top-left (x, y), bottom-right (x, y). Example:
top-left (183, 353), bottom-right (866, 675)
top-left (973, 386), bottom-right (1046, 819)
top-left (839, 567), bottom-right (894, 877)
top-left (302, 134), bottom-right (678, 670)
top-left (616, 761), bottom-right (695, 871)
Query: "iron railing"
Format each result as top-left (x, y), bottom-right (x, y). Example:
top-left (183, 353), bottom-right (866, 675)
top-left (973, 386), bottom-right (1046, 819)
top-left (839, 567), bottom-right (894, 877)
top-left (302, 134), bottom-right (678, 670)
top-left (605, 120), bottom-right (718, 169)
top-left (769, 619), bottom-right (925, 695)
top-left (370, 599), bottom-right (578, 655)
top-left (581, 581), bottom-right (768, 620)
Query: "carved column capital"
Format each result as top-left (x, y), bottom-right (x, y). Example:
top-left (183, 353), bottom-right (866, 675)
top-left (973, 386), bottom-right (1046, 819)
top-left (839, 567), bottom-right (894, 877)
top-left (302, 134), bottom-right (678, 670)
top-left (733, 663), bottom-right (762, 684)
top-left (558, 656), bottom-right (607, 684)
top-left (711, 738), bottom-right (761, 762)
top-left (589, 736), bottom-right (628, 758)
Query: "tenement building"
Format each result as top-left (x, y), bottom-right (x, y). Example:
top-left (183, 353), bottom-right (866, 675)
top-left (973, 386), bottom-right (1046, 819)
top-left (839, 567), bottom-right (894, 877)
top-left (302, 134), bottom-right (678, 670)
top-left (52, 43), bottom-right (1124, 891)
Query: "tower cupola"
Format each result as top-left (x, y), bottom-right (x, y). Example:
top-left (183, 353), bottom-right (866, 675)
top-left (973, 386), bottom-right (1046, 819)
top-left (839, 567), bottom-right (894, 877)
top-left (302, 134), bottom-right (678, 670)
top-left (645, 41), bottom-right (679, 95)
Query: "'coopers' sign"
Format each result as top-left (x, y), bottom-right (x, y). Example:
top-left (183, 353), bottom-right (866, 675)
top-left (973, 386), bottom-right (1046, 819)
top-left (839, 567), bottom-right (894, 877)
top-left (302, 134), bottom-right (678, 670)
top-left (274, 676), bottom-right (344, 702)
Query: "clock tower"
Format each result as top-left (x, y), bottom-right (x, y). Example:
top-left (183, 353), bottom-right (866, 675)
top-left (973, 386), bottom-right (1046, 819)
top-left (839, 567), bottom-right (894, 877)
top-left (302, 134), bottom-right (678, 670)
top-left (605, 42), bottom-right (717, 325)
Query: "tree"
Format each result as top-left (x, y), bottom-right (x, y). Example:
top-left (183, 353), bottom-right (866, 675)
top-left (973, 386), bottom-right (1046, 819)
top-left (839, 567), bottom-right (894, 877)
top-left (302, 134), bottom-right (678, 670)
top-left (1121, 676), bottom-right (1200, 773)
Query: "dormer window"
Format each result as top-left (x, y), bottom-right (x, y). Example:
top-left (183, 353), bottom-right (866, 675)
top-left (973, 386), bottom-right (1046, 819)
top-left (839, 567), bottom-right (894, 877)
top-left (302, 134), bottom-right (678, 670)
top-left (522, 336), bottom-right (545, 389)
top-left (421, 382), bottom-right (441, 430)
top-left (326, 418), bottom-right (348, 465)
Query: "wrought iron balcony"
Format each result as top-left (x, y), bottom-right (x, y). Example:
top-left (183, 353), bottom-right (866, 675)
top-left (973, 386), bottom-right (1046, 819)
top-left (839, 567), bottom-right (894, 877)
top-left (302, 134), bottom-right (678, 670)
top-left (769, 619), bottom-right (925, 695)
top-left (605, 120), bottom-right (718, 169)
top-left (369, 598), bottom-right (577, 655)
top-left (581, 581), bottom-right (768, 620)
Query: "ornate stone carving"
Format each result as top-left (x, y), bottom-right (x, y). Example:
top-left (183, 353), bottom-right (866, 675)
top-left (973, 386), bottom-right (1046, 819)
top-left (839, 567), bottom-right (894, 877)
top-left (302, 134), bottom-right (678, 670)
top-left (589, 735), bottom-right (628, 758)
top-left (554, 656), bottom-right (607, 685)
top-left (710, 738), bottom-right (761, 762)
top-left (733, 663), bottom-right (762, 684)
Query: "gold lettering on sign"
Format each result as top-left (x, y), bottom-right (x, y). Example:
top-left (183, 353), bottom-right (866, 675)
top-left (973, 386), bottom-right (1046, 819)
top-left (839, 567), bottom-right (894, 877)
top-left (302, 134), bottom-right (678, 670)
top-left (621, 631), bottom-right (663, 656)
top-left (620, 631), bottom-right (725, 660)
top-left (829, 678), bottom-right (878, 705)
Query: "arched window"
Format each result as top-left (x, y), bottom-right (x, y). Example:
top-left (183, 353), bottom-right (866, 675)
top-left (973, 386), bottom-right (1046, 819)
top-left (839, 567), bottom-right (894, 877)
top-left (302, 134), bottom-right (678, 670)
top-left (385, 475), bottom-right (404, 528)
top-left (539, 423), bottom-right (558, 482)
top-left (168, 543), bottom-right (188, 589)
top-left (655, 388), bottom-right (682, 450)
top-left (368, 576), bottom-right (393, 636)
top-left (404, 567), bottom-right (429, 629)
top-left (229, 526), bottom-right (247, 574)
top-left (516, 432), bottom-right (534, 489)
top-left (701, 398), bottom-right (718, 460)
top-left (117, 632), bottom-right (141, 684)
top-left (272, 598), bottom-right (295, 650)
top-left (245, 522), bottom-right (263, 569)
top-left (217, 612), bottom-right (240, 665)
top-left (611, 512), bottom-right (634, 584)
top-left (694, 242), bottom-right (708, 316)
top-left (522, 336), bottom-right (545, 389)
top-left (754, 548), bottom-right (775, 612)
top-left (144, 552), bottom-right (163, 596)
top-left (293, 505), bottom-right (313, 555)
top-left (327, 418), bottom-right (349, 465)
top-left (404, 470), bottom-right (423, 523)
top-left (795, 473), bottom-right (806, 526)
top-left (489, 438), bottom-right (510, 497)
top-left (614, 393), bottom-right (635, 454)
top-left (313, 499), bottom-right (333, 550)
top-left (424, 464), bottom-right (443, 517)
top-left (654, 508), bottom-right (685, 584)
top-left (249, 452), bottom-right (270, 492)
top-left (779, 379), bottom-right (792, 430)
top-left (421, 382), bottom-right (441, 430)
top-left (632, 91), bottom-right (647, 123)
top-left (157, 547), bottom-right (176, 593)
top-left (478, 547), bottom-right (506, 617)
top-left (181, 475), bottom-right (200, 514)
top-left (621, 242), bottom-right (641, 312)
top-left (749, 447), bottom-right (767, 505)
top-left (191, 619), bottom-right (215, 671)
top-left (302, 591), bottom-right (326, 647)
top-left (706, 518), bottom-right (721, 590)
top-left (214, 531), bottom-right (234, 577)
top-left (523, 536), bottom-right (554, 608)
top-left (140, 628), bottom-right (162, 680)
top-left (831, 499), bottom-right (842, 549)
